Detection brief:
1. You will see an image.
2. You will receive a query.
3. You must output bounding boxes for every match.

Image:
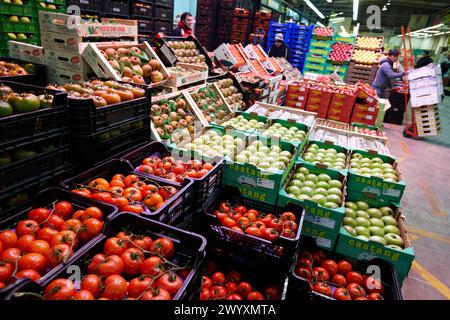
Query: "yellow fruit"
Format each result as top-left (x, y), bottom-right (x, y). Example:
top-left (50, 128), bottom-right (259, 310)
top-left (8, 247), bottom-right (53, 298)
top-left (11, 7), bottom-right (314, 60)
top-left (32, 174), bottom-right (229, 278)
top-left (17, 33), bottom-right (27, 40)
top-left (7, 33), bottom-right (17, 39)
top-left (38, 2), bottom-right (46, 8)
top-left (12, 0), bottom-right (23, 4)
top-left (20, 17), bottom-right (30, 23)
top-left (8, 16), bottom-right (19, 23)
top-left (47, 4), bottom-right (56, 9)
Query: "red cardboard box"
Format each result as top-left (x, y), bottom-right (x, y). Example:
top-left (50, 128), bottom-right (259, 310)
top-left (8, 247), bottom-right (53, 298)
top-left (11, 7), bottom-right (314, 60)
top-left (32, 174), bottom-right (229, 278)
top-left (353, 103), bottom-right (379, 116)
top-left (351, 112), bottom-right (378, 126)
top-left (285, 99), bottom-right (306, 109)
top-left (328, 114), bottom-right (351, 123)
top-left (306, 103), bottom-right (328, 118)
top-left (286, 92), bottom-right (308, 101)
top-left (355, 81), bottom-right (378, 106)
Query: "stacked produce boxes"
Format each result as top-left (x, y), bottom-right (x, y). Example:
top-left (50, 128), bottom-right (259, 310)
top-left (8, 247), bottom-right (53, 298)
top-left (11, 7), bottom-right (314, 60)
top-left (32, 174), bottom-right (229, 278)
top-left (195, 0), bottom-right (218, 51)
top-left (345, 36), bottom-right (383, 85)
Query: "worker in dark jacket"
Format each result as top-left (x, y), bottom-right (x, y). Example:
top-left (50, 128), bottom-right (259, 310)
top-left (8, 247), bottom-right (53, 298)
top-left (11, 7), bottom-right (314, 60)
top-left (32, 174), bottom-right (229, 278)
top-left (415, 51), bottom-right (433, 69)
top-left (372, 49), bottom-right (405, 98)
top-left (268, 33), bottom-right (290, 60)
top-left (172, 12), bottom-right (194, 37)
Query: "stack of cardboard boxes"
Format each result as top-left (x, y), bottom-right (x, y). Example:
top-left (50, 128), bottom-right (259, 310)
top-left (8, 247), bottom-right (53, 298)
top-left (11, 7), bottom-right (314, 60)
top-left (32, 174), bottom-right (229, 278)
top-left (351, 81), bottom-right (379, 126)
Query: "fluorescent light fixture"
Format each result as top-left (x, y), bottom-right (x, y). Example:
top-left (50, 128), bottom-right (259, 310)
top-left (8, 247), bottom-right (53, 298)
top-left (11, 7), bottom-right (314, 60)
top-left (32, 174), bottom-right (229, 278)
top-left (382, 6), bottom-right (387, 11)
top-left (434, 32), bottom-right (444, 36)
top-left (424, 30), bottom-right (439, 33)
top-left (353, 0), bottom-right (359, 21)
top-left (317, 21), bottom-right (325, 27)
top-left (398, 23), bottom-right (445, 37)
top-left (330, 18), bottom-right (345, 24)
top-left (353, 22), bottom-right (360, 36)
top-left (304, 0), bottom-right (325, 19)
top-left (340, 25), bottom-right (350, 37)
top-left (327, 0), bottom-right (332, 2)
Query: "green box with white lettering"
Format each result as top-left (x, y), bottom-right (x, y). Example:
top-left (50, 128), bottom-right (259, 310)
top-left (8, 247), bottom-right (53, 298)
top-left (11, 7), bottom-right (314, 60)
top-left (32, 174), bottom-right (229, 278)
top-left (212, 111), bottom-right (269, 136)
top-left (335, 191), bottom-right (415, 279)
top-left (301, 221), bottom-right (339, 251)
top-left (278, 162), bottom-right (346, 233)
top-left (222, 136), bottom-right (299, 206)
top-left (347, 150), bottom-right (406, 203)
top-left (265, 118), bottom-right (310, 149)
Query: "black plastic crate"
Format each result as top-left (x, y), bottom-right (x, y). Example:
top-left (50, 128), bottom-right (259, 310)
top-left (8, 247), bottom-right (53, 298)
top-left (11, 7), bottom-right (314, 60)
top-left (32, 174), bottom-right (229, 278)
top-left (136, 19), bottom-right (153, 33)
top-left (154, 0), bottom-right (173, 8)
top-left (286, 237), bottom-right (403, 301)
top-left (68, 81), bottom-right (150, 136)
top-left (203, 186), bottom-right (306, 269)
top-left (102, 0), bottom-right (130, 18)
top-left (3, 212), bottom-right (206, 300)
top-left (0, 81), bottom-right (68, 147)
top-left (196, 242), bottom-right (292, 300)
top-left (0, 168), bottom-right (73, 220)
top-left (153, 19), bottom-right (173, 34)
top-left (0, 187), bottom-right (118, 297)
top-left (131, 2), bottom-right (152, 18)
top-left (0, 133), bottom-right (71, 194)
top-left (67, 0), bottom-right (101, 12)
top-left (154, 5), bottom-right (172, 21)
top-left (121, 142), bottom-right (224, 218)
top-left (70, 121), bottom-right (150, 169)
top-left (61, 160), bottom-right (194, 225)
top-left (0, 57), bottom-right (47, 86)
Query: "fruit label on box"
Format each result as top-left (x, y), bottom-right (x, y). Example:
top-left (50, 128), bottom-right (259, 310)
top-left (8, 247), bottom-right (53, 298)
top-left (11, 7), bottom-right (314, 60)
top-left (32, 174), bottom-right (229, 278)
top-left (305, 212), bottom-right (336, 229)
top-left (382, 188), bottom-right (402, 198)
top-left (256, 178), bottom-right (276, 190)
top-left (315, 237), bottom-right (332, 249)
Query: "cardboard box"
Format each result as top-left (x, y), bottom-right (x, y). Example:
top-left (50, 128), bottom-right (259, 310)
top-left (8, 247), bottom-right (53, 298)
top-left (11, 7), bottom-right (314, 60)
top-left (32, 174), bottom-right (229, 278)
top-left (351, 112), bottom-right (377, 126)
top-left (166, 63), bottom-right (208, 88)
top-left (407, 63), bottom-right (438, 81)
top-left (47, 67), bottom-right (89, 85)
top-left (8, 41), bottom-right (44, 64)
top-left (410, 85), bottom-right (441, 108)
top-left (41, 31), bottom-right (90, 54)
top-left (82, 41), bottom-right (169, 86)
top-left (44, 49), bottom-right (91, 75)
top-left (284, 99), bottom-right (307, 109)
top-left (353, 103), bottom-right (379, 115)
top-left (301, 222), bottom-right (339, 251)
top-left (214, 43), bottom-right (247, 69)
top-left (39, 11), bottom-right (138, 38)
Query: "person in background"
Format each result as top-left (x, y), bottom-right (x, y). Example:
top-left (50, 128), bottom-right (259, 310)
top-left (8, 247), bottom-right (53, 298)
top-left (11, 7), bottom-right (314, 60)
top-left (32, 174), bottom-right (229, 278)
top-left (268, 33), bottom-right (290, 60)
top-left (172, 12), bottom-right (194, 37)
top-left (372, 49), bottom-right (405, 98)
top-left (415, 50), bottom-right (433, 69)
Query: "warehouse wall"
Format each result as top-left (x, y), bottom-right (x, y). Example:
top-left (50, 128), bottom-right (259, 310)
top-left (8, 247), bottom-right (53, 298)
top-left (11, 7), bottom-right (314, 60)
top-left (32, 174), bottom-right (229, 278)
top-left (174, 0), bottom-right (197, 23)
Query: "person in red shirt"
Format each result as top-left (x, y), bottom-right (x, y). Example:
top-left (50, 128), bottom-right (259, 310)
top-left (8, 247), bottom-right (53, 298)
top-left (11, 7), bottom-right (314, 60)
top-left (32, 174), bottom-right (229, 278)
top-left (172, 12), bottom-right (194, 37)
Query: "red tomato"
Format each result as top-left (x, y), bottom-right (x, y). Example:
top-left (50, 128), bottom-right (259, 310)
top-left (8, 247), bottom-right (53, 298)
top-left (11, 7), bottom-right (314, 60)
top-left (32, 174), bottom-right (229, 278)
top-left (313, 282), bottom-right (331, 296)
top-left (347, 283), bottom-right (367, 299)
top-left (211, 285), bottom-right (227, 299)
top-left (333, 287), bottom-right (352, 300)
top-left (247, 291), bottom-right (265, 300)
top-left (234, 206), bottom-right (247, 214)
top-left (27, 208), bottom-right (51, 224)
top-left (264, 285), bottom-right (281, 300)
top-left (37, 228), bottom-right (58, 244)
top-left (62, 219), bottom-right (82, 233)
top-left (18, 253), bottom-right (47, 274)
top-left (297, 258), bottom-right (313, 268)
top-left (244, 226), bottom-right (262, 238)
top-left (71, 188), bottom-right (92, 198)
top-left (281, 212), bottom-right (296, 221)
top-left (368, 292), bottom-right (384, 300)
top-left (122, 204), bottom-right (144, 214)
top-left (27, 240), bottom-right (50, 257)
top-left (16, 220), bottom-right (40, 237)
top-left (267, 218), bottom-right (283, 233)
top-left (87, 254), bottom-right (124, 276)
top-left (16, 269), bottom-right (41, 282)
top-left (202, 276), bottom-right (213, 289)
top-left (128, 276), bottom-right (153, 299)
top-left (200, 288), bottom-right (211, 300)
top-left (237, 282), bottom-right (253, 298)
top-left (16, 234), bottom-right (35, 252)
top-left (81, 274), bottom-right (102, 299)
top-left (91, 192), bottom-right (113, 204)
top-left (103, 237), bottom-right (128, 256)
top-left (54, 201), bottom-right (74, 220)
top-left (129, 235), bottom-right (153, 251)
top-left (227, 270), bottom-right (242, 283)
top-left (79, 218), bottom-right (104, 242)
top-left (346, 271), bottom-right (364, 286)
top-left (121, 248), bottom-right (144, 276)
top-left (44, 215), bottom-right (65, 231)
top-left (332, 274), bottom-right (347, 287)
top-left (226, 293), bottom-right (243, 300)
top-left (313, 267), bottom-right (330, 282)
top-left (83, 207), bottom-right (104, 221)
top-left (73, 290), bottom-right (95, 300)
top-left (102, 275), bottom-right (128, 300)
top-left (295, 267), bottom-right (312, 280)
top-left (283, 220), bottom-right (298, 233)
top-left (261, 214), bottom-right (276, 225)
top-left (312, 250), bottom-right (327, 265)
top-left (0, 263), bottom-right (13, 282)
top-left (51, 230), bottom-right (78, 249)
top-left (212, 272), bottom-right (226, 285)
top-left (221, 217), bottom-right (238, 228)
top-left (140, 256), bottom-right (163, 277)
top-left (156, 272), bottom-right (183, 297)
top-left (364, 276), bottom-right (385, 294)
top-left (44, 279), bottom-right (76, 300)
top-left (150, 238), bottom-right (174, 259)
top-left (46, 244), bottom-right (73, 268)
top-left (321, 259), bottom-right (338, 277)
top-left (141, 288), bottom-right (171, 300)
top-left (337, 260), bottom-right (353, 275)
top-left (261, 227), bottom-right (279, 242)
top-left (2, 247), bottom-right (22, 263)
top-left (225, 282), bottom-right (238, 293)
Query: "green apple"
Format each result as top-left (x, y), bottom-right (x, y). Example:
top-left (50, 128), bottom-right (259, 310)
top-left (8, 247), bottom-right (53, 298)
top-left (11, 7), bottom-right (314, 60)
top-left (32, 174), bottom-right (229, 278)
top-left (356, 210), bottom-right (370, 219)
top-left (343, 217), bottom-right (357, 228)
top-left (355, 226), bottom-right (370, 238)
top-left (297, 167), bottom-right (310, 175)
top-left (370, 218), bottom-right (385, 228)
top-left (286, 186), bottom-right (301, 196)
top-left (381, 216), bottom-right (398, 227)
top-left (355, 217), bottom-right (370, 228)
top-left (323, 202), bottom-right (339, 209)
top-left (367, 208), bottom-right (383, 219)
top-left (314, 188), bottom-right (328, 196)
top-left (369, 226), bottom-right (385, 237)
top-left (384, 225), bottom-right (400, 236)
top-left (327, 187), bottom-right (342, 198)
top-left (356, 235), bottom-right (369, 241)
top-left (371, 157), bottom-right (384, 164)
top-left (356, 201), bottom-right (369, 211)
top-left (386, 244), bottom-right (403, 251)
top-left (369, 235), bottom-right (387, 245)
top-left (311, 194), bottom-right (327, 205)
top-left (305, 174), bottom-right (318, 183)
top-left (280, 151), bottom-right (292, 158)
top-left (317, 174), bottom-right (331, 182)
top-left (288, 180), bottom-right (303, 188)
top-left (258, 161), bottom-right (270, 169)
top-left (352, 153), bottom-right (363, 159)
top-left (303, 181), bottom-right (316, 188)
top-left (345, 202), bottom-right (358, 211)
top-left (328, 180), bottom-right (342, 189)
top-left (384, 233), bottom-right (404, 247)
top-left (300, 187), bottom-right (314, 196)
top-left (297, 194), bottom-right (311, 201)
top-left (292, 173), bottom-right (306, 181)
top-left (344, 208), bottom-right (356, 219)
top-left (326, 194), bottom-right (341, 205)
top-left (316, 181), bottom-right (329, 189)
top-left (343, 225), bottom-right (357, 237)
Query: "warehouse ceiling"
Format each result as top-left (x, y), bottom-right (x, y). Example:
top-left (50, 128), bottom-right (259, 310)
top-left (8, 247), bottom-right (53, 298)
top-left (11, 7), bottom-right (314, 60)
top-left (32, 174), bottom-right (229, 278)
top-left (286, 0), bottom-right (449, 32)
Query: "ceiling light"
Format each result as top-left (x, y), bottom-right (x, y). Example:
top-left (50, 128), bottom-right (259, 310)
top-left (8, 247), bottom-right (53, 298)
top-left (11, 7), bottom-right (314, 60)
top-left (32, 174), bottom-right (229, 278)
top-left (317, 21), bottom-right (325, 27)
top-left (434, 32), bottom-right (444, 36)
top-left (330, 17), bottom-right (345, 23)
top-left (382, 6), bottom-right (387, 11)
top-left (304, 0), bottom-right (325, 19)
top-left (327, 0), bottom-right (332, 3)
top-left (353, 0), bottom-right (359, 21)
top-left (424, 30), bottom-right (439, 33)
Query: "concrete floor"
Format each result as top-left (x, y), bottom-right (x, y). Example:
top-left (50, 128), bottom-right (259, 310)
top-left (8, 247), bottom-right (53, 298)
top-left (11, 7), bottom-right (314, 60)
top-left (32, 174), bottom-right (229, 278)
top-left (383, 97), bottom-right (450, 300)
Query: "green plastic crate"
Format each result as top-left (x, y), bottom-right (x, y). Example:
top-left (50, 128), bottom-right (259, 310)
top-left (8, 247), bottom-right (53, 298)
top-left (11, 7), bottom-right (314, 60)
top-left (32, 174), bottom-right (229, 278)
top-left (0, 48), bottom-right (9, 57)
top-left (299, 140), bottom-right (349, 173)
top-left (301, 221), bottom-right (339, 251)
top-left (278, 162), bottom-right (346, 234)
top-left (303, 61), bottom-right (325, 72)
top-left (0, 1), bottom-right (36, 16)
top-left (335, 191), bottom-right (415, 279)
top-left (1, 33), bottom-right (40, 46)
top-left (305, 53), bottom-right (327, 64)
top-left (39, 0), bottom-right (66, 4)
top-left (262, 118), bottom-right (310, 148)
top-left (213, 112), bottom-right (269, 136)
top-left (1, 16), bottom-right (39, 33)
top-left (347, 150), bottom-right (405, 203)
top-left (333, 35), bottom-right (356, 44)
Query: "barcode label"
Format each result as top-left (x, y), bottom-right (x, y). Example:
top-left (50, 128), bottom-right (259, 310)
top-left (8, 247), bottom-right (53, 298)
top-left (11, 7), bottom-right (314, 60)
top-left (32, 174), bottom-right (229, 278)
top-left (113, 8), bottom-right (120, 13)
